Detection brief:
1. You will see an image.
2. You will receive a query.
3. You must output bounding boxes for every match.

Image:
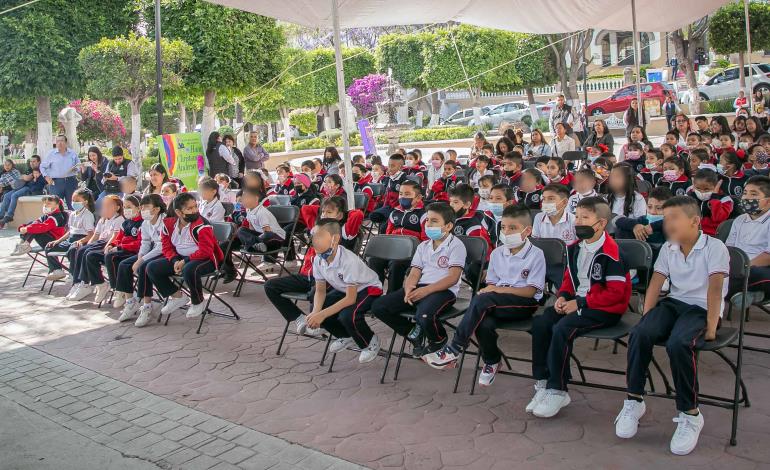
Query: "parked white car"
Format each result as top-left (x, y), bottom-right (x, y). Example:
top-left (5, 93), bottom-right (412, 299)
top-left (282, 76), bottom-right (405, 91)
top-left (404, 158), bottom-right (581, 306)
top-left (691, 64), bottom-right (770, 102)
top-left (469, 101), bottom-right (547, 126)
top-left (442, 106), bottom-right (491, 126)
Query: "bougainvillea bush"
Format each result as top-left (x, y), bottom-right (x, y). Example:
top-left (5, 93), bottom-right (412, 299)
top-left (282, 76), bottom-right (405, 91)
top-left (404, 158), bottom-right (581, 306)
top-left (65, 99), bottom-right (126, 143)
top-left (346, 73), bottom-right (388, 118)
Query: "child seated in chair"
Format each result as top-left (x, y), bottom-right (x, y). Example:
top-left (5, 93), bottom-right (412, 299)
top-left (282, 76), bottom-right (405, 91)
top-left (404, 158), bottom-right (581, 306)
top-left (422, 205), bottom-right (545, 388)
top-left (532, 183), bottom-right (576, 244)
top-left (197, 177), bottom-right (226, 223)
top-left (688, 168), bottom-right (732, 236)
top-left (10, 195), bottom-right (68, 257)
top-left (616, 195), bottom-right (729, 456)
top-left (44, 189), bottom-right (96, 281)
top-left (146, 193), bottom-right (224, 320)
top-left (305, 219), bottom-right (383, 363)
top-left (528, 197), bottom-right (630, 419)
top-left (371, 202), bottom-right (467, 357)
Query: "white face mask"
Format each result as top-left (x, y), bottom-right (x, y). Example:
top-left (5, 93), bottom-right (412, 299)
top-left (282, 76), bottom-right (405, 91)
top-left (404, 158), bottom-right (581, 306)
top-left (124, 208), bottom-right (136, 219)
top-left (42, 205), bottom-right (52, 214)
top-left (693, 189), bottom-right (712, 201)
top-left (501, 231), bottom-right (526, 249)
top-left (478, 188), bottom-right (491, 199)
top-left (141, 209), bottom-right (154, 221)
top-left (541, 202), bottom-right (559, 215)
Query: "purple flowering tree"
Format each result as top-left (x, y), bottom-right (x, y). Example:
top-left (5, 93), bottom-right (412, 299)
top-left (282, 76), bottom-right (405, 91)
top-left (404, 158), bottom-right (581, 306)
top-left (347, 73), bottom-right (388, 119)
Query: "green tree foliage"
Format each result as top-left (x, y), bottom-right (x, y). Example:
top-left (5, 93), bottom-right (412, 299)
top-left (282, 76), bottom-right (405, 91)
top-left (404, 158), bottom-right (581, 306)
top-left (376, 33), bottom-right (428, 89)
top-left (289, 108), bottom-right (317, 135)
top-left (307, 48), bottom-right (376, 106)
top-left (709, 2), bottom-right (770, 55)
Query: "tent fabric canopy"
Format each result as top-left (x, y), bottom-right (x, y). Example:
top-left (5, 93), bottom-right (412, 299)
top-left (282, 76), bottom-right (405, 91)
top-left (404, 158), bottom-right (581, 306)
top-left (207, 0), bottom-right (728, 33)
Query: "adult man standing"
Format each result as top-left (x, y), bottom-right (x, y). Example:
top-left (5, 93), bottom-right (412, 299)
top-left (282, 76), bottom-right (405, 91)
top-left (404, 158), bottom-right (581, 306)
top-left (549, 94), bottom-right (575, 136)
top-left (242, 131), bottom-right (270, 170)
top-left (41, 135), bottom-right (79, 208)
top-left (664, 96), bottom-right (678, 131)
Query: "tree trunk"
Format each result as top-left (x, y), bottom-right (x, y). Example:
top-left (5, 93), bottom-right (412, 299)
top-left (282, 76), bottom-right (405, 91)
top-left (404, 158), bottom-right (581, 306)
top-left (24, 129), bottom-right (35, 158)
top-left (129, 100), bottom-right (143, 162)
top-left (178, 102), bottom-right (187, 133)
top-left (429, 89), bottom-right (441, 127)
top-left (36, 95), bottom-right (52, 155)
top-left (191, 108), bottom-right (197, 131)
top-left (471, 88), bottom-right (483, 125)
top-left (672, 30), bottom-right (701, 114)
top-left (737, 51), bottom-right (746, 95)
top-left (267, 122), bottom-right (274, 143)
top-left (526, 87), bottom-right (540, 122)
top-left (201, 90), bottom-right (217, 147)
top-left (280, 107), bottom-right (292, 152)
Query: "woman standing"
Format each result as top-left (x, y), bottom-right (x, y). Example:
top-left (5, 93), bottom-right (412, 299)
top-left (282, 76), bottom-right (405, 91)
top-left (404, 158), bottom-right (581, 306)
top-left (583, 119), bottom-right (614, 152)
top-left (206, 131), bottom-right (235, 178)
top-left (623, 98), bottom-right (645, 137)
top-left (80, 146), bottom-right (108, 195)
top-left (223, 134), bottom-right (244, 183)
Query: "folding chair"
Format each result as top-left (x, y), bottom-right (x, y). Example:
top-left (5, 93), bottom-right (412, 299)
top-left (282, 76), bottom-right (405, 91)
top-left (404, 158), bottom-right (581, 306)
top-left (405, 174), bottom-right (422, 184)
top-left (222, 202), bottom-right (234, 217)
top-left (636, 179), bottom-right (652, 195)
top-left (561, 150), bottom-right (587, 162)
top-left (380, 236), bottom-right (487, 384)
top-left (367, 183), bottom-right (385, 200)
top-left (233, 205), bottom-right (299, 297)
top-left (22, 247), bottom-right (66, 294)
top-left (353, 192), bottom-right (370, 213)
top-left (159, 222), bottom-right (239, 334)
top-left (459, 237), bottom-right (566, 395)
top-left (715, 219), bottom-right (733, 243)
top-left (267, 195), bottom-right (291, 206)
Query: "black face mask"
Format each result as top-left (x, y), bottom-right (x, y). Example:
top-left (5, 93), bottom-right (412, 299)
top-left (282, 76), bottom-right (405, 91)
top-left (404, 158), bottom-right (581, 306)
top-left (575, 222), bottom-right (600, 240)
top-left (455, 208), bottom-right (467, 218)
top-left (294, 185), bottom-right (305, 193)
top-left (183, 212), bottom-right (200, 223)
top-left (352, 173), bottom-right (361, 182)
top-left (505, 170), bottom-right (515, 177)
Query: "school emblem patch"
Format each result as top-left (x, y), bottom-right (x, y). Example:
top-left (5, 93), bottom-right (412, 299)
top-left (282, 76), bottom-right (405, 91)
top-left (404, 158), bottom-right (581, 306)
top-left (409, 214), bottom-right (419, 225)
top-left (591, 263), bottom-right (602, 280)
top-left (437, 255), bottom-right (449, 268)
top-left (734, 185), bottom-right (743, 196)
top-left (394, 184), bottom-right (400, 192)
top-left (522, 269), bottom-right (530, 279)
top-left (676, 188), bottom-right (685, 196)
top-left (131, 227), bottom-right (139, 237)
top-left (338, 273), bottom-right (344, 282)
top-left (453, 225), bottom-right (464, 235)
top-left (531, 193), bottom-right (541, 203)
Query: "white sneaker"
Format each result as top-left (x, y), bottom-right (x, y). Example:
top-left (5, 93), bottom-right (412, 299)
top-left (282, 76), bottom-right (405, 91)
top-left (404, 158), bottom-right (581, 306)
top-left (670, 411), bottom-right (704, 456)
top-left (532, 389), bottom-right (571, 418)
top-left (478, 362), bottom-right (500, 387)
top-left (615, 399), bottom-right (647, 439)
top-left (161, 294), bottom-right (190, 315)
top-left (94, 284), bottom-right (111, 304)
top-left (185, 302), bottom-right (207, 319)
top-left (134, 304), bottom-right (155, 327)
top-left (525, 380), bottom-right (548, 413)
top-left (10, 241), bottom-right (30, 256)
top-left (118, 298), bottom-right (140, 322)
top-left (358, 335), bottom-right (380, 363)
top-left (65, 283), bottom-right (82, 300)
top-left (46, 269), bottom-right (67, 281)
top-left (328, 337), bottom-right (355, 354)
top-left (112, 291), bottom-right (127, 309)
top-left (71, 284), bottom-right (94, 301)
top-left (295, 315), bottom-right (308, 335)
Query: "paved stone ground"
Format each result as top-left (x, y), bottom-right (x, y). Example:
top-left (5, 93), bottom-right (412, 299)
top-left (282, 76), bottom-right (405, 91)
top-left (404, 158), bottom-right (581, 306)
top-left (0, 230), bottom-right (768, 469)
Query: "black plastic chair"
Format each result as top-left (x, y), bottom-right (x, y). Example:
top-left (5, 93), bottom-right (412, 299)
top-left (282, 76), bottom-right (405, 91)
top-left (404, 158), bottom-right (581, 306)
top-left (233, 205), bottom-right (299, 297)
top-left (353, 192), bottom-right (370, 213)
top-left (267, 195), bottom-right (291, 206)
top-left (636, 179), bottom-right (652, 195)
top-left (561, 150), bottom-right (587, 161)
top-left (368, 183), bottom-right (385, 199)
top-left (716, 219), bottom-right (733, 243)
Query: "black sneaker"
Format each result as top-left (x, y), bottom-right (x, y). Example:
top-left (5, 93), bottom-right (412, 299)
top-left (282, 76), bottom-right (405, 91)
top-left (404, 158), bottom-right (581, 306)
top-left (221, 267), bottom-right (236, 284)
top-left (421, 340), bottom-right (447, 356)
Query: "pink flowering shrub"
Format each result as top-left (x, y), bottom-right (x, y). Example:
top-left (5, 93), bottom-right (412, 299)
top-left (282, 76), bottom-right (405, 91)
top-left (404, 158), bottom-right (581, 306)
top-left (347, 74), bottom-right (389, 118)
top-left (64, 99), bottom-right (126, 143)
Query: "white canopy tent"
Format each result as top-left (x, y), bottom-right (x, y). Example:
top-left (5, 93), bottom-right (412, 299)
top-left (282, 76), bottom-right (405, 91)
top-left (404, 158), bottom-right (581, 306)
top-left (206, 0), bottom-right (733, 208)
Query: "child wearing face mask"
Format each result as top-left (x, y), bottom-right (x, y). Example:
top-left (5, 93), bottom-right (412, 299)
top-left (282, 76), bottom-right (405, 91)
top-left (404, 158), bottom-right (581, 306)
top-left (718, 151), bottom-right (748, 198)
top-left (289, 174), bottom-right (321, 207)
top-left (481, 184), bottom-right (515, 247)
top-left (500, 151), bottom-right (523, 190)
top-left (476, 175), bottom-right (496, 212)
top-left (115, 194), bottom-right (167, 326)
top-left (371, 202), bottom-right (467, 358)
top-left (567, 169), bottom-right (598, 214)
top-left (615, 186), bottom-right (671, 244)
top-left (44, 189), bottom-right (96, 281)
top-left (656, 157), bottom-right (691, 196)
top-left (427, 152), bottom-right (445, 188)
top-left (197, 177), bottom-right (226, 223)
top-left (422, 205), bottom-right (545, 385)
top-left (746, 146), bottom-right (770, 177)
top-left (146, 193), bottom-right (224, 319)
top-left (621, 142), bottom-right (646, 174)
top-left (533, 183), bottom-right (576, 244)
top-left (687, 169), bottom-right (732, 236)
top-left (11, 195), bottom-right (69, 257)
top-left (305, 219), bottom-right (383, 364)
top-left (161, 182), bottom-right (179, 216)
top-left (638, 149), bottom-right (663, 187)
top-left (83, 195), bottom-right (144, 305)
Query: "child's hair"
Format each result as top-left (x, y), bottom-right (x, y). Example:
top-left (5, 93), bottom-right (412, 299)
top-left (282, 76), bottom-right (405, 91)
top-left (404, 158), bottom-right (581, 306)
top-left (215, 173), bottom-right (232, 185)
top-left (275, 164), bottom-right (291, 174)
top-left (389, 153), bottom-right (405, 163)
top-left (491, 183), bottom-right (514, 201)
top-left (321, 195), bottom-right (348, 215)
top-left (547, 156), bottom-right (566, 175)
top-left (104, 194), bottom-right (124, 216)
top-left (746, 175), bottom-right (770, 196)
top-left (523, 168), bottom-right (545, 186)
top-left (607, 164), bottom-right (637, 216)
top-left (198, 177), bottom-right (220, 199)
top-left (575, 168), bottom-right (597, 182)
top-left (432, 151), bottom-right (445, 161)
top-left (316, 217), bottom-right (342, 236)
top-left (535, 156), bottom-right (551, 167)
top-left (502, 204), bottom-right (532, 224)
top-left (123, 194), bottom-right (141, 210)
top-left (405, 151), bottom-right (418, 161)
top-left (444, 160), bottom-right (458, 170)
top-left (301, 159), bottom-right (315, 170)
top-left (161, 182), bottom-right (179, 194)
top-left (172, 192), bottom-right (197, 214)
top-left (148, 163), bottom-right (170, 192)
top-left (325, 174), bottom-right (344, 188)
top-left (662, 195), bottom-right (701, 217)
top-left (481, 143), bottom-right (495, 152)
top-left (575, 196), bottom-right (611, 221)
top-left (426, 201), bottom-right (456, 226)
top-left (478, 175), bottom-right (496, 187)
top-left (42, 195), bottom-right (66, 214)
top-left (73, 188), bottom-right (95, 213)
top-left (353, 163), bottom-right (367, 174)
top-left (542, 183), bottom-right (570, 200)
top-left (660, 143), bottom-right (676, 154)
top-left (475, 154), bottom-right (491, 166)
top-left (627, 141), bottom-right (643, 152)
top-left (689, 148), bottom-right (709, 164)
top-left (400, 179), bottom-right (422, 196)
top-left (593, 156), bottom-right (613, 171)
top-left (663, 156), bottom-right (689, 177)
top-left (648, 186), bottom-right (673, 202)
top-left (448, 183), bottom-right (475, 205)
top-left (242, 186), bottom-right (264, 200)
top-left (503, 151), bottom-right (523, 166)
top-left (692, 168), bottom-right (719, 186)
top-left (720, 151), bottom-right (742, 170)
top-left (140, 193), bottom-right (167, 214)
top-left (687, 132), bottom-right (702, 142)
top-left (720, 132), bottom-right (736, 143)
top-left (446, 149), bottom-right (457, 158)
top-left (121, 175), bottom-right (137, 187)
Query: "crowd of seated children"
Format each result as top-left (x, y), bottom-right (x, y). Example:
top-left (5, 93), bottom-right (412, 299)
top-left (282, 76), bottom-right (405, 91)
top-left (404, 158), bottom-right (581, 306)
top-left (533, 183), bottom-right (576, 245)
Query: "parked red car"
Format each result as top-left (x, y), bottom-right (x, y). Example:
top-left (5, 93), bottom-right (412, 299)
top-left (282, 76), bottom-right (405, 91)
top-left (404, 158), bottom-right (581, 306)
top-left (586, 82), bottom-right (675, 116)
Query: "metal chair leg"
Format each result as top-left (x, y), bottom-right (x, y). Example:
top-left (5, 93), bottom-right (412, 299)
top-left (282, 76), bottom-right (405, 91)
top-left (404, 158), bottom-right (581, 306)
top-left (319, 335), bottom-right (333, 366)
top-left (453, 349), bottom-right (467, 394)
top-left (380, 331), bottom-right (397, 384)
top-left (470, 352), bottom-right (482, 396)
top-left (277, 321), bottom-right (290, 355)
top-left (393, 336), bottom-right (407, 381)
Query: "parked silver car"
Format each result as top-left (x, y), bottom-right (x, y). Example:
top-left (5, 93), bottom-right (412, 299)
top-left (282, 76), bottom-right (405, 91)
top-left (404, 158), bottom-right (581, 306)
top-left (684, 64), bottom-right (770, 102)
top-left (469, 101), bottom-right (548, 126)
top-left (442, 106), bottom-right (491, 126)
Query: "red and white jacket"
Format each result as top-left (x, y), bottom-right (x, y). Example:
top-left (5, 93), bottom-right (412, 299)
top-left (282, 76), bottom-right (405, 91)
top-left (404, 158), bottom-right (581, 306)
top-left (20, 209), bottom-right (67, 239)
top-left (109, 215), bottom-right (143, 253)
top-left (161, 217), bottom-right (224, 267)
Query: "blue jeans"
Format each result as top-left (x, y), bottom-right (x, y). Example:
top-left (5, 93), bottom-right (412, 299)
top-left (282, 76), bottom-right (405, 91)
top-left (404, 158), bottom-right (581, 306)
top-left (0, 186), bottom-right (32, 220)
top-left (48, 177), bottom-right (77, 209)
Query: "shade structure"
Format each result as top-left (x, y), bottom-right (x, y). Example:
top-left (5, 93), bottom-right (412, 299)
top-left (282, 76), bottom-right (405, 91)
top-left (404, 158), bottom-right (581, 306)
top-left (207, 0), bottom-right (728, 33)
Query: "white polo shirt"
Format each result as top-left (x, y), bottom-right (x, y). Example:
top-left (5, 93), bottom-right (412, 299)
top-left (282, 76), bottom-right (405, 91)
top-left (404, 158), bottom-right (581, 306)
top-left (411, 234), bottom-right (467, 295)
top-left (199, 198), bottom-right (225, 223)
top-left (486, 240), bottom-right (546, 300)
top-left (313, 245), bottom-right (382, 293)
top-left (532, 209), bottom-right (576, 244)
top-left (246, 205), bottom-right (286, 240)
top-left (95, 215), bottom-right (125, 242)
top-left (567, 190), bottom-right (597, 214)
top-left (171, 220), bottom-right (198, 257)
top-left (68, 208), bottom-right (95, 236)
top-left (725, 210), bottom-right (770, 260)
top-left (655, 232), bottom-right (730, 316)
top-left (611, 192), bottom-right (647, 218)
top-left (139, 216), bottom-right (165, 260)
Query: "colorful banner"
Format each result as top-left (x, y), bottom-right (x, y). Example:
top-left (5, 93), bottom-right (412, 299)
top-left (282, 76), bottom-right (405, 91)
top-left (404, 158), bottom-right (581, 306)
top-left (157, 132), bottom-right (206, 189)
top-left (357, 119), bottom-right (377, 156)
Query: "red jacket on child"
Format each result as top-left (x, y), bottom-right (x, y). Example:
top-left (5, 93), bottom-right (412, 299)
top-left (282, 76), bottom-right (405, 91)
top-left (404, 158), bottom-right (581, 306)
top-left (161, 216), bottom-right (224, 266)
top-left (20, 209), bottom-right (67, 239)
top-left (110, 215), bottom-right (143, 253)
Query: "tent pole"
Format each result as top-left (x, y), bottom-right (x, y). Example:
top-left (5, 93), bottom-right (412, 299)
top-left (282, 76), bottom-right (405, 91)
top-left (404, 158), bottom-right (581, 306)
top-left (631, 0), bottom-right (643, 128)
top-left (744, 0), bottom-right (753, 110)
top-left (331, 0), bottom-right (355, 210)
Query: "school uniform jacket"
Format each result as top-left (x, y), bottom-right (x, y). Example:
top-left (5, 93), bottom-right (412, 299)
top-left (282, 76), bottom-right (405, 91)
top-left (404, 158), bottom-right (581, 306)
top-left (269, 177), bottom-right (294, 196)
top-left (720, 171), bottom-right (748, 198)
top-left (290, 187), bottom-right (321, 207)
top-left (552, 173), bottom-right (574, 188)
top-left (689, 192), bottom-right (733, 236)
top-left (656, 174), bottom-right (690, 196)
top-left (558, 234), bottom-right (631, 315)
top-left (20, 210), bottom-right (67, 239)
top-left (386, 201), bottom-right (427, 241)
top-left (480, 212), bottom-right (501, 247)
top-left (452, 210), bottom-right (494, 258)
top-left (500, 170), bottom-right (522, 191)
top-left (429, 174), bottom-right (458, 202)
top-left (110, 216), bottom-right (143, 253)
top-left (638, 169), bottom-right (662, 187)
top-left (299, 205), bottom-right (364, 251)
top-left (516, 188), bottom-right (543, 209)
top-left (160, 217), bottom-right (224, 266)
top-left (382, 171), bottom-right (408, 208)
top-left (354, 178), bottom-right (376, 212)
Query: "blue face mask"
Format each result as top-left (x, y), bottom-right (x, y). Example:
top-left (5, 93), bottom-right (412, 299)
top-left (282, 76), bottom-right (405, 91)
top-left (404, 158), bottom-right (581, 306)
top-left (425, 226), bottom-right (444, 241)
top-left (488, 202), bottom-right (504, 217)
top-left (234, 202), bottom-right (243, 212)
top-left (72, 201), bottom-right (84, 211)
top-left (589, 155), bottom-right (600, 163)
top-left (319, 237), bottom-right (337, 261)
top-left (399, 197), bottom-right (413, 209)
top-left (647, 214), bottom-right (664, 223)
